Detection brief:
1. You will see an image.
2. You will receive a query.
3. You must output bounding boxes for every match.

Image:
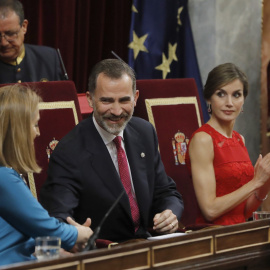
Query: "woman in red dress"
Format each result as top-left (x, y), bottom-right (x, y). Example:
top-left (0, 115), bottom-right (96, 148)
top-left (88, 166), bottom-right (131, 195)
top-left (188, 63), bottom-right (270, 225)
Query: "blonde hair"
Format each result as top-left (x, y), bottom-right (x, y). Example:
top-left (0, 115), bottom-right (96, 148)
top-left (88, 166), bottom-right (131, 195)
top-left (0, 84), bottom-right (42, 174)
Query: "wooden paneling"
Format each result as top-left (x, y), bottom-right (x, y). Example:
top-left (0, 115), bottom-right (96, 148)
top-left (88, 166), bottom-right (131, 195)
top-left (215, 226), bottom-right (270, 253)
top-left (29, 261), bottom-right (80, 270)
top-left (152, 236), bottom-right (213, 267)
top-left (82, 248), bottom-right (150, 270)
top-left (2, 220), bottom-right (270, 270)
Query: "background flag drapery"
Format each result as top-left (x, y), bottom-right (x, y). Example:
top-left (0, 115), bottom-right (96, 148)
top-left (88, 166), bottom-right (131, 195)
top-left (128, 0), bottom-right (209, 122)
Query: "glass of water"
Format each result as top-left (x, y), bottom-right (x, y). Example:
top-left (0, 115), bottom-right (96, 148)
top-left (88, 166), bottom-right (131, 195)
top-left (35, 236), bottom-right (61, 261)
top-left (253, 211), bottom-right (270, 220)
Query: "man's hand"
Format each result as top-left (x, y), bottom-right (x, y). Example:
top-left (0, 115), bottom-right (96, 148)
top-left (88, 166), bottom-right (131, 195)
top-left (67, 217), bottom-right (93, 252)
top-left (153, 210), bottom-right (178, 234)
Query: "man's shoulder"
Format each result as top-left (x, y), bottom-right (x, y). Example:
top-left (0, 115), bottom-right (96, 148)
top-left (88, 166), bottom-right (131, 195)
top-left (60, 117), bottom-right (92, 141)
top-left (49, 119), bottom-right (91, 161)
top-left (25, 44), bottom-right (57, 55)
top-left (54, 117), bottom-right (94, 151)
top-left (129, 116), bottom-right (152, 127)
top-left (128, 116), bottom-right (154, 133)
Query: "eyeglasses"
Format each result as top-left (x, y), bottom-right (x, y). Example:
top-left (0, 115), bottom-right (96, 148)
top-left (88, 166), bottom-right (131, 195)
top-left (0, 28), bottom-right (21, 42)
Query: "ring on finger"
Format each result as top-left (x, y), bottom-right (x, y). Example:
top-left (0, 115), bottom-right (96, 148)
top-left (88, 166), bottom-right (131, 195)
top-left (170, 222), bottom-right (174, 229)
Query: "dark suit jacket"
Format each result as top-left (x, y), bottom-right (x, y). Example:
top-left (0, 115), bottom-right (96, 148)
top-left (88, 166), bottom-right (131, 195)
top-left (0, 44), bottom-right (63, 83)
top-left (40, 115), bottom-right (184, 242)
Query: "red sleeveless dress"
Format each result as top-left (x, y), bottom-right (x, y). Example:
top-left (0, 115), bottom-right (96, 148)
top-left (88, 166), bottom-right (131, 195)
top-left (187, 124), bottom-right (254, 225)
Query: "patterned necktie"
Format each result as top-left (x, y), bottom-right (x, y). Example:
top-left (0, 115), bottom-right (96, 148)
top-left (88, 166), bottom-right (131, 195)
top-left (113, 136), bottom-right (140, 231)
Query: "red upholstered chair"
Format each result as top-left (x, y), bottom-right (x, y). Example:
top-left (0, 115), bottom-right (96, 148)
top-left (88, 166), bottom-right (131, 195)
top-left (77, 93), bottom-right (93, 119)
top-left (134, 78), bottom-right (204, 227)
top-left (33, 81), bottom-right (82, 200)
top-left (0, 81), bottom-right (82, 200)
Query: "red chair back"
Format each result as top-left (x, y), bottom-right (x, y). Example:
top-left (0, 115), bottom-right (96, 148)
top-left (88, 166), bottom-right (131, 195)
top-left (134, 78), bottom-right (204, 226)
top-left (34, 81), bottom-right (82, 199)
top-left (0, 81), bottom-right (82, 200)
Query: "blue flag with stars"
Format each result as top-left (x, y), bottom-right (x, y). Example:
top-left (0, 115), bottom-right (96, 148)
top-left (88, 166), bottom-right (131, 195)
top-left (128, 0), bottom-right (209, 122)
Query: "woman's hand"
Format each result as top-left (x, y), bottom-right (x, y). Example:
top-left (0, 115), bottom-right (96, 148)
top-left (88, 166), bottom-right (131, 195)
top-left (253, 153), bottom-right (270, 189)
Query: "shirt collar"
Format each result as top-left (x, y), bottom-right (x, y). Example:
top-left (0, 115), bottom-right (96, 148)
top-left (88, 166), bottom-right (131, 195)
top-left (7, 44), bottom-right (25, 66)
top-left (92, 114), bottom-right (124, 145)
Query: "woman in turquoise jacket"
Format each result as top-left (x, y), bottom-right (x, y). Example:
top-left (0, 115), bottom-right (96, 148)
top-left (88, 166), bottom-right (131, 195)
top-left (0, 84), bottom-right (92, 266)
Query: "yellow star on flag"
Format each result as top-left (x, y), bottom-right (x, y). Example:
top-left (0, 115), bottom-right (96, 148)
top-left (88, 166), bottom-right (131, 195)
top-left (155, 53), bottom-right (171, 79)
top-left (177, 6), bottom-right (183, 25)
top-left (128, 31), bottom-right (149, 60)
top-left (132, 5), bottom-right (138, 13)
top-left (168, 43), bottom-right (178, 63)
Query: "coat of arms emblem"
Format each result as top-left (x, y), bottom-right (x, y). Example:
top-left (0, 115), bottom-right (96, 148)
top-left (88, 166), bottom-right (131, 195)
top-left (46, 137), bottom-right (59, 162)
top-left (172, 131), bottom-right (189, 165)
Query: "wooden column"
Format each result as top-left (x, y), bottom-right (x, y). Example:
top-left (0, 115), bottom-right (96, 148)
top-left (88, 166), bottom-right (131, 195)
top-left (261, 0), bottom-right (270, 210)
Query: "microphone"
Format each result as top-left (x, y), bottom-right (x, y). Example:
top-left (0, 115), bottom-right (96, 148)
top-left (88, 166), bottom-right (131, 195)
top-left (83, 189), bottom-right (125, 251)
top-left (111, 51), bottom-right (125, 63)
top-left (111, 51), bottom-right (137, 78)
top-left (57, 48), bottom-right (69, 80)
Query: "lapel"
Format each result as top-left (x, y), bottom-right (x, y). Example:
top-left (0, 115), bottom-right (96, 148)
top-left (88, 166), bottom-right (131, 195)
top-left (124, 122), bottom-right (150, 227)
top-left (84, 116), bottom-right (133, 222)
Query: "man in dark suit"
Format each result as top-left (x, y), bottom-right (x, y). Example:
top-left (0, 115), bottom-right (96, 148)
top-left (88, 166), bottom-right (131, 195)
top-left (40, 59), bottom-right (184, 242)
top-left (0, 0), bottom-right (63, 83)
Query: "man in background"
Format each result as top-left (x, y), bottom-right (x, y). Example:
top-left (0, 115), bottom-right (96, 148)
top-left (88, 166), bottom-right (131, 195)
top-left (40, 59), bottom-right (184, 243)
top-left (0, 0), bottom-right (63, 83)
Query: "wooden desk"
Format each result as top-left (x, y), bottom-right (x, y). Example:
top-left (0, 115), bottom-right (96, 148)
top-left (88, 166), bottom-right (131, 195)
top-left (1, 219), bottom-right (270, 270)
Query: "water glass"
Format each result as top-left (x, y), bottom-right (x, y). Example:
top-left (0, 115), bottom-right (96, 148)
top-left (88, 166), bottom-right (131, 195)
top-left (253, 211), bottom-right (270, 220)
top-left (35, 236), bottom-right (61, 261)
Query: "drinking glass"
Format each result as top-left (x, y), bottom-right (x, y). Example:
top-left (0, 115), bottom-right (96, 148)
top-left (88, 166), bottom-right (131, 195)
top-left (35, 236), bottom-right (61, 260)
top-left (253, 211), bottom-right (270, 220)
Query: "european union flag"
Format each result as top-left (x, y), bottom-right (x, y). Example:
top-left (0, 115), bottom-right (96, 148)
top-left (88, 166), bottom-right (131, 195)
top-left (128, 0), bottom-right (209, 122)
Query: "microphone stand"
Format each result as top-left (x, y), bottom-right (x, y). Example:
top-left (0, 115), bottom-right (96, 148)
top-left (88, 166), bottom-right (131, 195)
top-left (57, 48), bottom-right (69, 80)
top-left (83, 189), bottom-right (125, 251)
top-left (111, 51), bottom-right (125, 63)
top-left (111, 51), bottom-right (137, 77)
